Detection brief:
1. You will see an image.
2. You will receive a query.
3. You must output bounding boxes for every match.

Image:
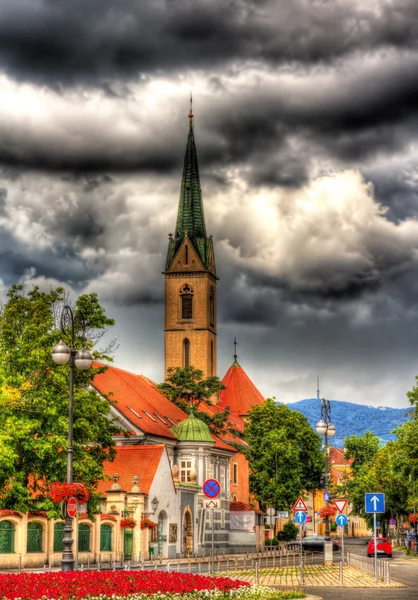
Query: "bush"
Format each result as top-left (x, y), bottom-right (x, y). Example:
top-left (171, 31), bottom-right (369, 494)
top-left (265, 537), bottom-right (279, 546)
top-left (277, 522), bottom-right (299, 542)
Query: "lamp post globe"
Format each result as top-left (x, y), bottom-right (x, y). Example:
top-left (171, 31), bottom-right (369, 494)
top-left (75, 348), bottom-right (93, 371)
top-left (52, 340), bottom-right (71, 365)
top-left (327, 423), bottom-right (336, 437)
top-left (315, 419), bottom-right (327, 435)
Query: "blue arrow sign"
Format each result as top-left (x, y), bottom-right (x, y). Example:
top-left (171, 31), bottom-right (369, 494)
top-left (336, 513), bottom-right (348, 527)
top-left (294, 511), bottom-right (307, 524)
top-left (365, 492), bottom-right (385, 513)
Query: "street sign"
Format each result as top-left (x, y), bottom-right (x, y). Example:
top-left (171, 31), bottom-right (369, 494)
top-left (324, 492), bottom-right (330, 502)
top-left (67, 496), bottom-right (77, 518)
top-left (266, 507), bottom-right (275, 517)
top-left (294, 511), bottom-right (307, 524)
top-left (333, 499), bottom-right (348, 513)
top-left (365, 493), bottom-right (385, 513)
top-left (205, 499), bottom-right (221, 509)
top-left (389, 518), bottom-right (396, 526)
top-left (203, 479), bottom-right (221, 499)
top-left (292, 496), bottom-right (308, 512)
top-left (265, 516), bottom-right (275, 526)
top-left (278, 511), bottom-right (289, 519)
top-left (336, 513), bottom-right (348, 527)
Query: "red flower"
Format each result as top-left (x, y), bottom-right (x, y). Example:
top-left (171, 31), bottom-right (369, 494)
top-left (100, 513), bottom-right (117, 521)
top-left (408, 513), bottom-right (418, 523)
top-left (318, 506), bottom-right (337, 518)
top-left (140, 517), bottom-right (157, 530)
top-left (0, 570), bottom-right (249, 599)
top-left (0, 510), bottom-right (21, 518)
top-left (120, 517), bottom-right (137, 528)
top-left (49, 482), bottom-right (90, 504)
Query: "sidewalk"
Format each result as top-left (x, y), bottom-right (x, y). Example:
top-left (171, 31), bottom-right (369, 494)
top-left (225, 566), bottom-right (404, 588)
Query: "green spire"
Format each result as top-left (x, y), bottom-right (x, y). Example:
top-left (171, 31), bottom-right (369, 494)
top-left (175, 110), bottom-right (206, 240)
top-left (166, 101), bottom-right (213, 271)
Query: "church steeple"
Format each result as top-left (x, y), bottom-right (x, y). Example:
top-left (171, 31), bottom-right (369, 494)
top-left (164, 100), bottom-right (217, 383)
top-left (166, 102), bottom-right (212, 273)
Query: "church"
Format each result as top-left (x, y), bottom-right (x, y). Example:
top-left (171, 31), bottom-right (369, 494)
top-left (0, 106), bottom-right (265, 569)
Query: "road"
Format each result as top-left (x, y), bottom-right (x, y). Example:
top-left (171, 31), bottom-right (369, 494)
top-left (302, 537), bottom-right (418, 599)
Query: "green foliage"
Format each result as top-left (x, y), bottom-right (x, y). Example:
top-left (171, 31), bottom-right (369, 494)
top-left (265, 537), bottom-right (279, 546)
top-left (157, 366), bottom-right (230, 435)
top-left (244, 398), bottom-right (323, 511)
top-left (0, 284), bottom-right (119, 515)
top-left (338, 432), bottom-right (409, 530)
top-left (277, 522), bottom-right (299, 542)
top-left (344, 430), bottom-right (380, 476)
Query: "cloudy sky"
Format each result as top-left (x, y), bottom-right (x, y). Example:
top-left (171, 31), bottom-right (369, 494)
top-left (1, 0), bottom-right (418, 408)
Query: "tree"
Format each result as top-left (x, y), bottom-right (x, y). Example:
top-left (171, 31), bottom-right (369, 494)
top-left (344, 430), bottom-right (380, 476)
top-left (337, 434), bottom-right (409, 533)
top-left (244, 398), bottom-right (323, 511)
top-left (157, 366), bottom-right (230, 435)
top-left (0, 284), bottom-right (119, 515)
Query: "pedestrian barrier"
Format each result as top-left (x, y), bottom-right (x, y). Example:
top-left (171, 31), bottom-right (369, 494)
top-left (346, 552), bottom-right (390, 583)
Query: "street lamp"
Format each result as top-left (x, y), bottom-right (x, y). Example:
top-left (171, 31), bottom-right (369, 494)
top-left (52, 305), bottom-right (93, 572)
top-left (151, 496), bottom-right (159, 515)
top-left (316, 398), bottom-right (336, 550)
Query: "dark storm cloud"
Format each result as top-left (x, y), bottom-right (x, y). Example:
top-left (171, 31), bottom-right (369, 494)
top-left (1, 0), bottom-right (418, 86)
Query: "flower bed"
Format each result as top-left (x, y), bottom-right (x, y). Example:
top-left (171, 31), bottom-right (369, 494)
top-left (0, 571), bottom-right (250, 600)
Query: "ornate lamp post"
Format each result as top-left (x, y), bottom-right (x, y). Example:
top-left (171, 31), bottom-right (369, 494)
top-left (52, 306), bottom-right (93, 572)
top-left (316, 398), bottom-right (336, 561)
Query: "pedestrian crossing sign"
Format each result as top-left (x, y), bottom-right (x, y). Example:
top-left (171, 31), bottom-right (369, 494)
top-left (292, 496), bottom-right (308, 512)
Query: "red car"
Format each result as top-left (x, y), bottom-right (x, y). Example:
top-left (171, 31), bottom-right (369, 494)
top-left (367, 537), bottom-right (392, 558)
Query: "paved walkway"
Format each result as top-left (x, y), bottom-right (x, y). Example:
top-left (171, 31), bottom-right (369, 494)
top-left (226, 566), bottom-right (404, 588)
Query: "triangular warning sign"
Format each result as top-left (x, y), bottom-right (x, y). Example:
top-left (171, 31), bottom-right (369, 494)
top-left (333, 499), bottom-right (348, 513)
top-left (292, 496), bottom-right (308, 512)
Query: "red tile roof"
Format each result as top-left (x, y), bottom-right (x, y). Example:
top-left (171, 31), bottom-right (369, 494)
top-left (330, 446), bottom-right (353, 466)
top-left (219, 362), bottom-right (264, 416)
top-left (97, 444), bottom-right (166, 496)
top-left (200, 401), bottom-right (245, 434)
top-left (92, 362), bottom-right (187, 439)
top-left (230, 501), bottom-right (263, 514)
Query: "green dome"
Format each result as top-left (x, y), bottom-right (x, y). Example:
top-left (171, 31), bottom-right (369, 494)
top-left (171, 405), bottom-right (214, 443)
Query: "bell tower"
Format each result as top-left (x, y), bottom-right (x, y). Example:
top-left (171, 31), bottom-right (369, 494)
top-left (164, 101), bottom-right (217, 380)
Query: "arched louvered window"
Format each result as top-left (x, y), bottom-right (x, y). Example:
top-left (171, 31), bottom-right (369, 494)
top-left (180, 284), bottom-right (193, 320)
top-left (210, 287), bottom-right (215, 326)
top-left (210, 340), bottom-right (214, 376)
top-left (184, 339), bottom-right (190, 367)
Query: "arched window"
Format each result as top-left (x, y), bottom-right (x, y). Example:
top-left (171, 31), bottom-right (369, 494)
top-left (0, 521), bottom-right (15, 554)
top-left (183, 339), bottom-right (190, 367)
top-left (210, 340), bottom-right (214, 376)
top-left (185, 245), bottom-right (189, 265)
top-left (78, 523), bottom-right (91, 553)
top-left (100, 524), bottom-right (112, 552)
top-left (27, 522), bottom-right (43, 553)
top-left (53, 522), bottom-right (65, 553)
top-left (209, 288), bottom-right (215, 326)
top-left (180, 284), bottom-right (193, 320)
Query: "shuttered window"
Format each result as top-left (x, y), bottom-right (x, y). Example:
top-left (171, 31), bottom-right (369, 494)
top-left (78, 523), bottom-right (91, 552)
top-left (27, 522), bottom-right (43, 553)
top-left (100, 524), bottom-right (112, 551)
top-left (53, 522), bottom-right (65, 553)
top-left (0, 521), bottom-right (15, 554)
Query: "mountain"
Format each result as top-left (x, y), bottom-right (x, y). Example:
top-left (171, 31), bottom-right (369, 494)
top-left (283, 399), bottom-right (410, 448)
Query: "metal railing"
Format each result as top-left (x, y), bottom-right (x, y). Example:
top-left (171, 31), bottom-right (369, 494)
top-left (346, 552), bottom-right (390, 583)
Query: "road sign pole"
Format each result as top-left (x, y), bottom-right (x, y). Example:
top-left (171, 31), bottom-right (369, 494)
top-left (211, 507), bottom-right (215, 576)
top-left (341, 525), bottom-right (344, 565)
top-left (374, 512), bottom-right (377, 583)
top-left (299, 522), bottom-right (304, 584)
